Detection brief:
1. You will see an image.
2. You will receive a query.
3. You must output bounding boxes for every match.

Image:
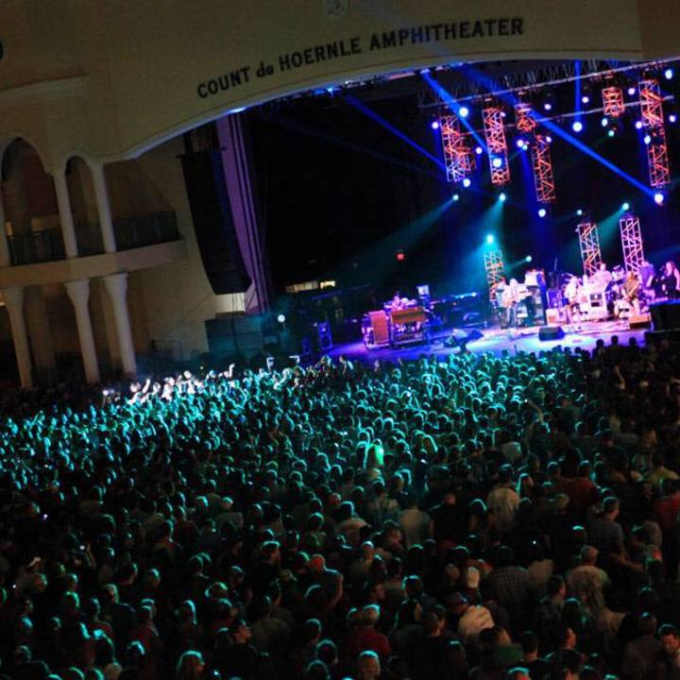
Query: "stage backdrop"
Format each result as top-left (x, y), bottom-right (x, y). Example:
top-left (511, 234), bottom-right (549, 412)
top-left (0, 0), bottom-right (678, 168)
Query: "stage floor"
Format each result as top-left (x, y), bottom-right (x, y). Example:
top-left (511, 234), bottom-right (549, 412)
top-left (328, 320), bottom-right (649, 362)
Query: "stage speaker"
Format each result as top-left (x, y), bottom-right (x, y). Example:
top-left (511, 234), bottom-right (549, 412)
top-left (444, 328), bottom-right (484, 348)
top-left (629, 314), bottom-right (652, 329)
top-left (539, 326), bottom-right (565, 341)
top-left (650, 301), bottom-right (680, 331)
top-left (181, 150), bottom-right (251, 294)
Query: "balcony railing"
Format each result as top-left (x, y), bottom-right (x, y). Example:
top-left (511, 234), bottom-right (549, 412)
top-left (6, 212), bottom-right (180, 265)
top-left (7, 229), bottom-right (66, 265)
top-left (114, 212), bottom-right (180, 251)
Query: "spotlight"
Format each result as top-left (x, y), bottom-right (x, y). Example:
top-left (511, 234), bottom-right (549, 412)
top-left (277, 314), bottom-right (286, 324)
top-left (499, 192), bottom-right (507, 202)
top-left (431, 120), bottom-right (440, 130)
top-left (644, 134), bottom-right (652, 145)
top-left (475, 146), bottom-right (484, 155)
top-left (670, 114), bottom-right (678, 123)
top-left (635, 120), bottom-right (643, 130)
top-left (665, 68), bottom-right (674, 80)
top-left (492, 157), bottom-right (503, 168)
top-left (452, 193), bottom-right (460, 202)
top-left (544, 102), bottom-right (553, 111)
top-left (601, 117), bottom-right (609, 127)
top-left (486, 234), bottom-right (495, 245)
top-left (608, 129), bottom-right (615, 138)
top-left (572, 120), bottom-right (583, 133)
top-left (654, 192), bottom-right (665, 205)
top-left (459, 106), bottom-right (470, 118)
top-left (621, 202), bottom-right (630, 211)
top-left (462, 178), bottom-right (472, 188)
top-left (546, 136), bottom-right (553, 143)
top-left (581, 95), bottom-right (590, 104)
top-left (627, 86), bottom-right (636, 96)
top-left (576, 209), bottom-right (584, 216)
top-left (525, 255), bottom-right (533, 263)
top-left (538, 208), bottom-right (547, 218)
top-left (516, 138), bottom-right (526, 149)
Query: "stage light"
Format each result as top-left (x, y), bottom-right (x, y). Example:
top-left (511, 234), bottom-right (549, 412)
top-left (459, 106), bottom-right (469, 118)
top-left (546, 136), bottom-right (553, 143)
top-left (572, 120), bottom-right (583, 133)
top-left (499, 192), bottom-right (507, 202)
top-left (485, 234), bottom-right (495, 245)
top-left (277, 314), bottom-right (286, 324)
top-left (665, 68), bottom-right (674, 80)
top-left (475, 145), bottom-right (483, 155)
top-left (431, 120), bottom-right (440, 130)
top-left (627, 86), bottom-right (636, 96)
top-left (581, 95), bottom-right (590, 105)
top-left (452, 193), bottom-right (460, 202)
top-left (462, 178), bottom-right (472, 188)
top-left (635, 120), bottom-right (643, 130)
top-left (601, 117), bottom-right (609, 127)
top-left (396, 251), bottom-right (406, 262)
top-left (576, 209), bottom-right (584, 216)
top-left (644, 134), bottom-right (652, 145)
top-left (608, 129), bottom-right (615, 138)
top-left (621, 202), bottom-right (630, 211)
top-left (525, 255), bottom-right (533, 263)
top-left (670, 114), bottom-right (678, 123)
top-left (492, 157), bottom-right (502, 168)
top-left (516, 138), bottom-right (525, 149)
top-left (538, 208), bottom-right (547, 218)
top-left (544, 102), bottom-right (553, 111)
top-left (654, 192), bottom-right (665, 205)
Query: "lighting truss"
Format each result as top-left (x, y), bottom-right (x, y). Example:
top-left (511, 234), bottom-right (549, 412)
top-left (483, 249), bottom-right (505, 300)
top-left (619, 213), bottom-right (645, 273)
top-left (640, 79), bottom-right (665, 127)
top-left (439, 113), bottom-right (474, 183)
top-left (639, 79), bottom-right (671, 188)
top-left (483, 105), bottom-right (510, 186)
top-left (601, 86), bottom-right (625, 118)
top-left (531, 134), bottom-right (556, 203)
top-left (515, 102), bottom-right (537, 133)
top-left (576, 220), bottom-right (602, 277)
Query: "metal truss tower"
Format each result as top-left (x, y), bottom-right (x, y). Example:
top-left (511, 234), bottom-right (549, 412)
top-left (576, 220), bottom-right (602, 277)
top-left (619, 213), bottom-right (645, 273)
top-left (482, 105), bottom-right (510, 186)
top-left (639, 79), bottom-right (671, 188)
top-left (439, 113), bottom-right (474, 184)
top-left (531, 134), bottom-right (556, 204)
top-left (484, 249), bottom-right (505, 300)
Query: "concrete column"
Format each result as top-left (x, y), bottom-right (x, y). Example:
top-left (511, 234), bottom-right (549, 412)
top-left (3, 287), bottom-right (32, 389)
top-left (0, 191), bottom-right (11, 267)
top-left (53, 170), bottom-right (79, 259)
top-left (65, 279), bottom-right (100, 385)
top-left (103, 273), bottom-right (136, 377)
top-left (91, 162), bottom-right (117, 253)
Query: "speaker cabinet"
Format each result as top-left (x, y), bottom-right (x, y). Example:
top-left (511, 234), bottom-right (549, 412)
top-left (539, 326), bottom-right (565, 341)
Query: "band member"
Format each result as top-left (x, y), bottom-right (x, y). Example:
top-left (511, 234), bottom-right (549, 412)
top-left (590, 261), bottom-right (613, 289)
top-left (622, 271), bottom-right (642, 316)
top-left (391, 291), bottom-right (406, 310)
top-left (639, 259), bottom-right (656, 302)
top-left (661, 261), bottom-right (680, 299)
top-left (502, 278), bottom-right (521, 327)
top-left (564, 275), bottom-right (582, 325)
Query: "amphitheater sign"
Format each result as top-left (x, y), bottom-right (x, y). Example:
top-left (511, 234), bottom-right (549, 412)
top-left (0, 0), bottom-right (677, 166)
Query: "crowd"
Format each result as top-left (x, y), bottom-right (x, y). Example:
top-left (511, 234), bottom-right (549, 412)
top-left (2, 335), bottom-right (680, 680)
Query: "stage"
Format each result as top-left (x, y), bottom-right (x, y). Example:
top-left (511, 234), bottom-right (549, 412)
top-left (327, 320), bottom-right (649, 363)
